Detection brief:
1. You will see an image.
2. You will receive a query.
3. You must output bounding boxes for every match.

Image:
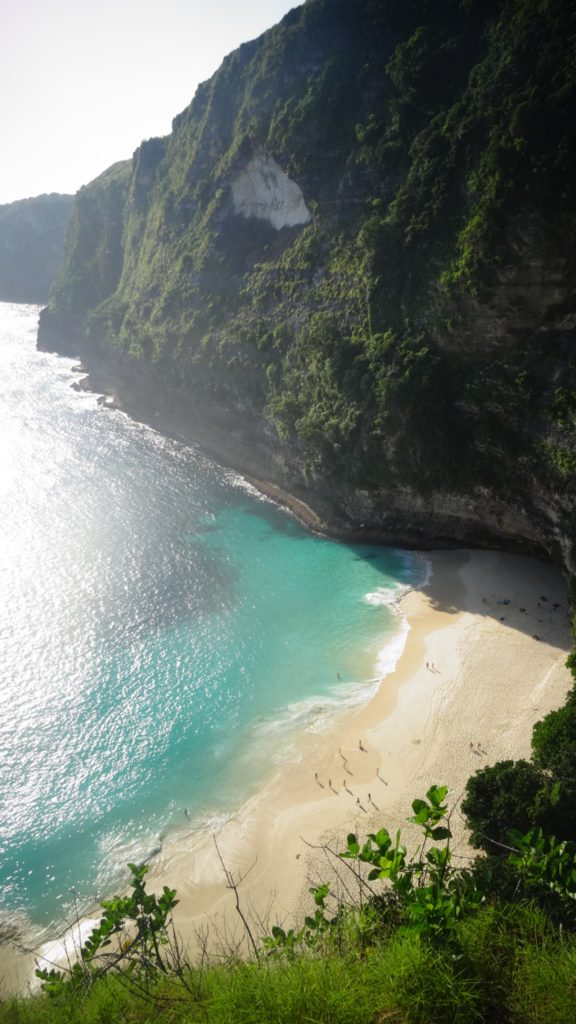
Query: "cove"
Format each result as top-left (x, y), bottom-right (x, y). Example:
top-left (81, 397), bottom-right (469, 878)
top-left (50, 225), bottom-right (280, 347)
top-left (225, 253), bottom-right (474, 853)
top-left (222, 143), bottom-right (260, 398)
top-left (0, 303), bottom-right (423, 936)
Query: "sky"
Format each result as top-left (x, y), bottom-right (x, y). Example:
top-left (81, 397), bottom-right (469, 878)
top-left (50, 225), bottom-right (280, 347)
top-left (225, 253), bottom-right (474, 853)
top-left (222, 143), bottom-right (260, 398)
top-left (0, 0), bottom-right (298, 205)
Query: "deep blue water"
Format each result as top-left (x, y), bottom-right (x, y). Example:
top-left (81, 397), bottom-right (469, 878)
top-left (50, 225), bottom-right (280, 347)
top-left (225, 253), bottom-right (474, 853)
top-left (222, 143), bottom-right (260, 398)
top-left (0, 303), bottom-right (422, 935)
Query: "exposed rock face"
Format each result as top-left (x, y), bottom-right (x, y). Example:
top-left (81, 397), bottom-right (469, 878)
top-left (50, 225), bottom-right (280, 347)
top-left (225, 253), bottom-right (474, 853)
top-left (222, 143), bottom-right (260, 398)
top-left (231, 152), bottom-right (311, 229)
top-left (438, 214), bottom-right (576, 352)
top-left (38, 0), bottom-right (576, 583)
top-left (0, 194), bottom-right (72, 303)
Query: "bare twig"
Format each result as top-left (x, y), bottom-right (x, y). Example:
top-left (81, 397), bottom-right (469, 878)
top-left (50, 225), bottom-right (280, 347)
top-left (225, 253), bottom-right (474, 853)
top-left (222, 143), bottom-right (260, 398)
top-left (300, 835), bottom-right (375, 902)
top-left (213, 835), bottom-right (261, 963)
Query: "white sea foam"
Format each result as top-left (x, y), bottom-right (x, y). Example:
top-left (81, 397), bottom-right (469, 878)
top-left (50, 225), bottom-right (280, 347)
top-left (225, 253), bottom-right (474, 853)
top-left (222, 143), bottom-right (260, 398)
top-left (362, 585), bottom-right (409, 608)
top-left (364, 553), bottom-right (430, 684)
top-left (238, 551), bottom-right (428, 761)
top-left (252, 695), bottom-right (342, 739)
top-left (68, 391), bottom-right (101, 411)
top-left (240, 623), bottom-right (410, 753)
top-left (185, 809), bottom-right (235, 836)
top-left (222, 467), bottom-right (278, 505)
top-left (376, 614), bottom-right (410, 679)
top-left (3, 305), bottom-right (435, 948)
top-left (37, 916), bottom-right (102, 977)
top-left (27, 553), bottom-right (422, 970)
top-left (362, 554), bottom-right (429, 612)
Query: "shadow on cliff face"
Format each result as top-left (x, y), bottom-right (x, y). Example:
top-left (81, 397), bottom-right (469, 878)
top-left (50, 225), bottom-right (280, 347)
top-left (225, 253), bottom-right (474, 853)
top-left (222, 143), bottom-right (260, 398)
top-left (352, 546), bottom-right (572, 653)
top-left (200, 494), bottom-right (573, 654)
top-left (239, 501), bottom-right (310, 536)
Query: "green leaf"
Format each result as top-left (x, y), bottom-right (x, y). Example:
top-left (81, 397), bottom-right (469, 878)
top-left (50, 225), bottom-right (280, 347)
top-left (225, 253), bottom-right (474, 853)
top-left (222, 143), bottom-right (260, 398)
top-left (370, 828), bottom-right (391, 847)
top-left (346, 833), bottom-right (360, 855)
top-left (430, 826), bottom-right (452, 841)
top-left (409, 799), bottom-right (430, 825)
top-left (411, 799), bottom-right (428, 816)
top-left (427, 784), bottom-right (448, 807)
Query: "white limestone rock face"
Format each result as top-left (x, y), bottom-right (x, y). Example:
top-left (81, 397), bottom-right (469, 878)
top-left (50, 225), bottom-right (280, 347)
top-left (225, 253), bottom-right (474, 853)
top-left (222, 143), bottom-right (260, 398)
top-left (231, 153), bottom-right (311, 230)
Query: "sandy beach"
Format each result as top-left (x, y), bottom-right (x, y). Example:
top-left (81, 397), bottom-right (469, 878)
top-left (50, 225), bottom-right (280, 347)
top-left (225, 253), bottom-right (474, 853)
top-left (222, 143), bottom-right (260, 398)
top-left (145, 547), bottom-right (573, 952)
top-left (2, 547), bottom-right (573, 993)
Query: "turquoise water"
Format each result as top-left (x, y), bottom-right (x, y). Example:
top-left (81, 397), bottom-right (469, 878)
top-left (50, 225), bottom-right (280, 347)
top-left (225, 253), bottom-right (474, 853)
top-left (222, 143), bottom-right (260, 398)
top-left (0, 303), bottom-right (422, 935)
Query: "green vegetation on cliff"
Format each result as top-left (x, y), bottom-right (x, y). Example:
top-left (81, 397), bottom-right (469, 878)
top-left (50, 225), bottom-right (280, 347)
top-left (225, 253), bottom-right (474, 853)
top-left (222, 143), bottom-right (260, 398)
top-left (40, 0), bottom-right (576, 574)
top-left (20, 6), bottom-right (576, 1017)
top-left (0, 194), bottom-right (72, 303)
top-left (49, 162), bottom-right (130, 317)
top-left (39, 5), bottom-right (576, 911)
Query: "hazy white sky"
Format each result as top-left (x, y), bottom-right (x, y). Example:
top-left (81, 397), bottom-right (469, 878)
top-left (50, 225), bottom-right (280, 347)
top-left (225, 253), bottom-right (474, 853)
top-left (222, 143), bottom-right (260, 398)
top-left (0, 0), bottom-right (298, 204)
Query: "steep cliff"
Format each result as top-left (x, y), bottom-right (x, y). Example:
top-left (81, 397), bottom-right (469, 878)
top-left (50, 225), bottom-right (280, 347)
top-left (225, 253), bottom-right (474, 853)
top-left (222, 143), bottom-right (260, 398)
top-left (41, 161), bottom-right (131, 351)
top-left (0, 193), bottom-right (72, 303)
top-left (38, 0), bottom-right (576, 578)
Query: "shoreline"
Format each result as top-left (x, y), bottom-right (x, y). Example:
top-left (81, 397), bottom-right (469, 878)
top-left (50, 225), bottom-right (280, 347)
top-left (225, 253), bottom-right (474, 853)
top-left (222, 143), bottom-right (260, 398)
top-left (70, 368), bottom-right (329, 540)
top-left (69, 363), bottom-right (556, 562)
top-left (1, 346), bottom-right (573, 993)
top-left (141, 547), bottom-right (572, 950)
top-left (1, 547), bottom-right (572, 992)
top-left (61, 358), bottom-right (561, 569)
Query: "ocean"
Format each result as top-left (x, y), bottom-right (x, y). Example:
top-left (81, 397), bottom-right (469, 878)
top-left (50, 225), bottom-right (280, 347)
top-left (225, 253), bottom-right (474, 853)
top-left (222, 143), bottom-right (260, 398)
top-left (0, 302), bottom-right (424, 939)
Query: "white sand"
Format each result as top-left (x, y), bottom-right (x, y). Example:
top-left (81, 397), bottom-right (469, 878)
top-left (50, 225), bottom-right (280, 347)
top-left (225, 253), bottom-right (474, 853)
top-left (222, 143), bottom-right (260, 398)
top-left (145, 549), bottom-right (573, 952)
top-left (1, 548), bottom-right (572, 993)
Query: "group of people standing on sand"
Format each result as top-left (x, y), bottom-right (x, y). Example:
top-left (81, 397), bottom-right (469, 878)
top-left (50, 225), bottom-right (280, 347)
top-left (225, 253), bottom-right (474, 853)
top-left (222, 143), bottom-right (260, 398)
top-left (313, 740), bottom-right (388, 811)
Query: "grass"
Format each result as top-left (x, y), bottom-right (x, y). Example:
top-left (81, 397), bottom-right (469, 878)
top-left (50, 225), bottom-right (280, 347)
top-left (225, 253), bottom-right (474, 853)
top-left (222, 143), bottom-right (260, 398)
top-left (3, 902), bottom-right (576, 1024)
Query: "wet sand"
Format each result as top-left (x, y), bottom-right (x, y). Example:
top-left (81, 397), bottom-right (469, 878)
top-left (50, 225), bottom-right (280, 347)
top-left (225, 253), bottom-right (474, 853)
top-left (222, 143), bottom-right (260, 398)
top-left (146, 548), bottom-right (572, 953)
top-left (1, 548), bottom-right (572, 993)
